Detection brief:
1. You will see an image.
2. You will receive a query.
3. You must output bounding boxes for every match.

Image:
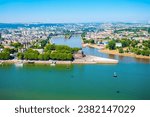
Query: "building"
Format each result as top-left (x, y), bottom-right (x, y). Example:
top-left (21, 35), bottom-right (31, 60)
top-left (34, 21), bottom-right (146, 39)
top-left (116, 43), bottom-right (122, 47)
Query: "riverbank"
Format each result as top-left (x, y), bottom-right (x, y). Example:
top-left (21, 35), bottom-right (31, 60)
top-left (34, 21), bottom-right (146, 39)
top-left (82, 43), bottom-right (101, 49)
top-left (100, 49), bottom-right (150, 59)
top-left (82, 43), bottom-right (150, 59)
top-left (0, 55), bottom-right (118, 65)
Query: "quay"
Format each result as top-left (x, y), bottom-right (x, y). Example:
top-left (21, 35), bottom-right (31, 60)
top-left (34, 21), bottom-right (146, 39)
top-left (0, 55), bottom-right (118, 65)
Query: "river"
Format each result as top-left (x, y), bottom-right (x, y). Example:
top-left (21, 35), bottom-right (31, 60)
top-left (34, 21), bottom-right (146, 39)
top-left (0, 35), bottom-right (150, 100)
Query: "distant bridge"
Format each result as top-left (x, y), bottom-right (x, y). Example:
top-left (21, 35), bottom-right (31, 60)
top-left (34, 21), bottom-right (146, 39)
top-left (48, 32), bottom-right (82, 37)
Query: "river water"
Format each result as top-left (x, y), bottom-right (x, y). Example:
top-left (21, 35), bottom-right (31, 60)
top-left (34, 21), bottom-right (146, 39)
top-left (0, 35), bottom-right (150, 100)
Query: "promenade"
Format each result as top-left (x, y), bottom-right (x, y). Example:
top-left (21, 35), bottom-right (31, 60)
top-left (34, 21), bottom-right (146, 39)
top-left (0, 55), bottom-right (118, 65)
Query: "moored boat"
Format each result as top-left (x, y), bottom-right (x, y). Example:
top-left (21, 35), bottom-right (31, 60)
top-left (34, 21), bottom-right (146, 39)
top-left (15, 62), bottom-right (23, 67)
top-left (51, 61), bottom-right (56, 66)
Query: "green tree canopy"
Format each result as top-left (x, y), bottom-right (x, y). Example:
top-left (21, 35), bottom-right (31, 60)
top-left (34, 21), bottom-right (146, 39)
top-left (17, 53), bottom-right (24, 60)
top-left (24, 48), bottom-right (39, 60)
top-left (119, 48), bottom-right (124, 53)
top-left (108, 40), bottom-right (116, 50)
top-left (44, 44), bottom-right (56, 52)
top-left (11, 42), bottom-right (23, 48)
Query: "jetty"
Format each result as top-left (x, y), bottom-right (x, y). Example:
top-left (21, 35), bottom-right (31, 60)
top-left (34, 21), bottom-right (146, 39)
top-left (73, 55), bottom-right (118, 64)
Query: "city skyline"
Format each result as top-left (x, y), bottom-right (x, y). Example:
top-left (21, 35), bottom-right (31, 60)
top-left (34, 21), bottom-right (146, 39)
top-left (0, 0), bottom-right (150, 23)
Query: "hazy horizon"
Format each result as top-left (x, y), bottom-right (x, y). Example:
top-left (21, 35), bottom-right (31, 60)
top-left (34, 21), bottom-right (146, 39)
top-left (0, 21), bottom-right (149, 24)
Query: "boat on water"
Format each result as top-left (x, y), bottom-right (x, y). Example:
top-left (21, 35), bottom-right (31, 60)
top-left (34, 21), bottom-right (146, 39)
top-left (15, 62), bottom-right (23, 67)
top-left (113, 72), bottom-right (117, 77)
top-left (51, 61), bottom-right (56, 66)
top-left (27, 61), bottom-right (35, 64)
top-left (51, 63), bottom-right (56, 66)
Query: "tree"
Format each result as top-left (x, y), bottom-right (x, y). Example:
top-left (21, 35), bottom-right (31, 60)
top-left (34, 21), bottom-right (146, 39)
top-left (89, 39), bottom-right (95, 44)
top-left (38, 54), bottom-right (44, 60)
top-left (50, 52), bottom-right (73, 61)
top-left (0, 52), bottom-right (10, 60)
top-left (41, 39), bottom-right (49, 48)
top-left (3, 48), bottom-right (11, 53)
top-left (120, 39), bottom-right (131, 47)
top-left (11, 42), bottom-right (23, 48)
top-left (119, 48), bottom-right (124, 53)
top-left (143, 40), bottom-right (150, 48)
top-left (43, 53), bottom-right (50, 60)
top-left (56, 45), bottom-right (71, 51)
top-left (38, 53), bottom-right (50, 60)
top-left (67, 53), bottom-right (73, 60)
top-left (108, 40), bottom-right (116, 50)
top-left (135, 49), bottom-right (142, 55)
top-left (14, 44), bottom-right (80, 61)
top-left (141, 50), bottom-right (150, 56)
top-left (17, 53), bottom-right (24, 60)
top-left (44, 44), bottom-right (55, 52)
top-left (125, 48), bottom-right (129, 53)
top-left (71, 47), bottom-right (80, 53)
top-left (131, 40), bottom-right (139, 48)
top-left (24, 49), bottom-right (39, 60)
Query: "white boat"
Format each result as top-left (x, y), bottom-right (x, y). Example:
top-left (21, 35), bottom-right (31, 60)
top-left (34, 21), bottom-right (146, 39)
top-left (50, 61), bottom-right (56, 66)
top-left (15, 62), bottom-right (23, 67)
top-left (51, 63), bottom-right (56, 66)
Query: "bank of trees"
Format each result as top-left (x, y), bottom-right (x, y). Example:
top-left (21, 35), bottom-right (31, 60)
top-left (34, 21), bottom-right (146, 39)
top-left (107, 39), bottom-right (138, 50)
top-left (11, 42), bottom-right (23, 48)
top-left (0, 48), bottom-right (11, 60)
top-left (83, 38), bottom-right (95, 44)
top-left (24, 49), bottom-right (39, 60)
top-left (0, 52), bottom-right (10, 60)
top-left (44, 44), bottom-right (80, 54)
top-left (50, 52), bottom-right (73, 60)
top-left (17, 44), bottom-right (80, 61)
top-left (107, 39), bottom-right (150, 56)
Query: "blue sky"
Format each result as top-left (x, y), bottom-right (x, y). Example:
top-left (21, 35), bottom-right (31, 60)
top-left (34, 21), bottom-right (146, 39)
top-left (0, 0), bottom-right (150, 23)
